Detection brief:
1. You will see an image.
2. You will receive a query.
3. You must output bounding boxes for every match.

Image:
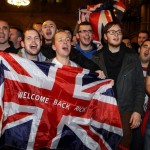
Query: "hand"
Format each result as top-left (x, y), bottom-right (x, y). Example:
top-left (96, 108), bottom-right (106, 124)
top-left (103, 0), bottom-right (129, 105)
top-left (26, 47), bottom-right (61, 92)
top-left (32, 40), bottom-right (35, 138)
top-left (95, 70), bottom-right (106, 79)
top-left (130, 112), bottom-right (141, 129)
top-left (110, 80), bottom-right (114, 86)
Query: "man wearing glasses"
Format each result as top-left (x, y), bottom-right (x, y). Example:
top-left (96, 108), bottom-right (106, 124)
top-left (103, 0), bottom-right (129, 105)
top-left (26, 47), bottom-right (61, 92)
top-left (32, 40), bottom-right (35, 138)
top-left (75, 21), bottom-right (98, 60)
top-left (92, 21), bottom-right (145, 149)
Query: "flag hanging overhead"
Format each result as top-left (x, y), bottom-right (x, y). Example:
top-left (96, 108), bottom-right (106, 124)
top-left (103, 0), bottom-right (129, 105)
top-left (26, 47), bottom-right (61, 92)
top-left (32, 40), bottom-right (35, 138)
top-left (0, 52), bottom-right (123, 150)
top-left (78, 0), bottom-right (125, 42)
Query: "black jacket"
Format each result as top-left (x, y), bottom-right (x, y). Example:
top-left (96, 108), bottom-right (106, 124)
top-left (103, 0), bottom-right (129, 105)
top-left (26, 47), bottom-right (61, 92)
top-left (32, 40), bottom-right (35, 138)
top-left (41, 44), bottom-right (100, 71)
top-left (92, 43), bottom-right (145, 114)
top-left (2, 41), bottom-right (18, 54)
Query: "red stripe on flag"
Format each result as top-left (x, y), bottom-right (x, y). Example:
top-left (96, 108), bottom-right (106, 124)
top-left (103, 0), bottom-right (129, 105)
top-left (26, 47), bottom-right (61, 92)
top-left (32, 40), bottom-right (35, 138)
top-left (3, 112), bottom-right (33, 128)
top-left (105, 10), bottom-right (112, 23)
top-left (87, 4), bottom-right (95, 11)
top-left (1, 53), bottom-right (31, 77)
top-left (0, 107), bottom-right (2, 122)
top-left (83, 80), bottom-right (112, 93)
top-left (91, 99), bottom-right (122, 128)
top-left (80, 125), bottom-right (108, 150)
top-left (89, 12), bottom-right (100, 41)
top-left (115, 1), bottom-right (125, 8)
top-left (118, 144), bottom-right (129, 150)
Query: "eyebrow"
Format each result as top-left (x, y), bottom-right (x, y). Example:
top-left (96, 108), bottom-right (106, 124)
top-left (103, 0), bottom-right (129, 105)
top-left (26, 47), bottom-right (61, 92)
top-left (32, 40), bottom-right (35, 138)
top-left (1, 26), bottom-right (8, 29)
top-left (43, 24), bottom-right (54, 26)
top-left (26, 35), bottom-right (39, 38)
top-left (142, 44), bottom-right (149, 47)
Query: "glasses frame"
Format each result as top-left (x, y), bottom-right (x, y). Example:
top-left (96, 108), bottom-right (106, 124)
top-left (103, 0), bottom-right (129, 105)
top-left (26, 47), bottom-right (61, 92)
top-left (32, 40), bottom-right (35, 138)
top-left (107, 30), bottom-right (122, 35)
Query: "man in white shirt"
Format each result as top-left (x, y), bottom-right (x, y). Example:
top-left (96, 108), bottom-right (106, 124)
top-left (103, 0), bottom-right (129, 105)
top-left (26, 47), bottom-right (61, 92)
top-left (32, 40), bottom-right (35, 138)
top-left (47, 30), bottom-right (106, 79)
top-left (47, 30), bottom-right (78, 67)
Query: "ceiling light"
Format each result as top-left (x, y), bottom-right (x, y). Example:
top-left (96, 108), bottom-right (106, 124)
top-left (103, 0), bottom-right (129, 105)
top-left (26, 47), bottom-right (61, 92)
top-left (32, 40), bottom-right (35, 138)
top-left (7, 0), bottom-right (30, 7)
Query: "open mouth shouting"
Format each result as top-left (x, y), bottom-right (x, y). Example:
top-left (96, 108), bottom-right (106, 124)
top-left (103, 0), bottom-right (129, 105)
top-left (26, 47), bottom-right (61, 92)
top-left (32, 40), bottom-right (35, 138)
top-left (30, 44), bottom-right (38, 51)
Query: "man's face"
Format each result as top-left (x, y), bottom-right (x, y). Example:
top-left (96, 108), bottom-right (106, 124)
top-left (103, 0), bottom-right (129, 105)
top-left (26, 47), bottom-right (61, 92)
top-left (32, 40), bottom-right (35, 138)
top-left (21, 30), bottom-right (42, 56)
top-left (77, 25), bottom-right (93, 47)
top-left (139, 40), bottom-right (150, 63)
top-left (122, 38), bottom-right (132, 48)
top-left (104, 25), bottom-right (123, 48)
top-left (138, 32), bottom-right (148, 46)
top-left (9, 28), bottom-right (19, 45)
top-left (0, 20), bottom-right (9, 44)
top-left (52, 32), bottom-right (71, 58)
top-left (42, 20), bottom-right (57, 42)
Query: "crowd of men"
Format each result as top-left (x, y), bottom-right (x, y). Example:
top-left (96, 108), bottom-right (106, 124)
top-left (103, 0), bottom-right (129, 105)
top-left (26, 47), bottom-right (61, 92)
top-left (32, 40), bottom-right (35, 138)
top-left (0, 18), bottom-right (150, 150)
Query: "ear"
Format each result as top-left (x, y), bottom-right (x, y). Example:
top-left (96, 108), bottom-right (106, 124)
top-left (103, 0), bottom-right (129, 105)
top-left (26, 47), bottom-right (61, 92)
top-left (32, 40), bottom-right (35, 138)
top-left (17, 37), bottom-right (22, 42)
top-left (76, 33), bottom-right (80, 40)
top-left (138, 47), bottom-right (141, 53)
top-left (104, 33), bottom-right (107, 41)
top-left (52, 44), bottom-right (56, 51)
top-left (21, 41), bottom-right (25, 48)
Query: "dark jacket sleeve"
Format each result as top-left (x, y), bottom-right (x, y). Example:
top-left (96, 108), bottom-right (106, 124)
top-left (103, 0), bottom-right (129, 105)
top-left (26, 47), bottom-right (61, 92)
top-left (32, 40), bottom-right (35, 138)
top-left (70, 46), bottom-right (101, 71)
top-left (41, 44), bottom-right (56, 59)
top-left (133, 55), bottom-right (145, 114)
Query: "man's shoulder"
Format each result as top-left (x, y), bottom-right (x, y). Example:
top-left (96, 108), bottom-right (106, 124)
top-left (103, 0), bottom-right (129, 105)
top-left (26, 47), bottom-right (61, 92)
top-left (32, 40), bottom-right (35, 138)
top-left (4, 46), bottom-right (18, 54)
top-left (93, 48), bottom-right (104, 57)
top-left (121, 42), bottom-right (137, 54)
top-left (123, 48), bottom-right (140, 64)
top-left (41, 44), bottom-right (56, 59)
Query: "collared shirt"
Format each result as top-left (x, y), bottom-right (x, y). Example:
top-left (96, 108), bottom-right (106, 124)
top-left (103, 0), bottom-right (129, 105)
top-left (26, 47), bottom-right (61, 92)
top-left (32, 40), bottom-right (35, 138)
top-left (52, 58), bottom-right (78, 68)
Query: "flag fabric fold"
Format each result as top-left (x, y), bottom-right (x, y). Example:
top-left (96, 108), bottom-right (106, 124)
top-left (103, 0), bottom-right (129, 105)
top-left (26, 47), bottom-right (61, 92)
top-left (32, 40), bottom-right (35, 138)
top-left (78, 0), bottom-right (125, 42)
top-left (0, 52), bottom-right (122, 150)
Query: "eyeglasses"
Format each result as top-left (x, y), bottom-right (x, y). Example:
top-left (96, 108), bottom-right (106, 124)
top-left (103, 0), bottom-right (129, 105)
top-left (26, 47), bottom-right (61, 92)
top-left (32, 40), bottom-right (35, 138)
top-left (107, 30), bottom-right (122, 35)
top-left (78, 30), bottom-right (93, 34)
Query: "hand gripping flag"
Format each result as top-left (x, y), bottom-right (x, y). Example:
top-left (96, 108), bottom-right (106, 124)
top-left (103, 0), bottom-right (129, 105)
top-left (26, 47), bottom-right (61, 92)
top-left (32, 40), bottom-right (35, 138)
top-left (78, 0), bottom-right (125, 42)
top-left (0, 52), bottom-right (123, 150)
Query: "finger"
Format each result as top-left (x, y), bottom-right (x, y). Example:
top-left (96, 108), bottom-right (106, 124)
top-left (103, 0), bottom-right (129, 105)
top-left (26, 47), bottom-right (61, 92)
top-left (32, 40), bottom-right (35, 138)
top-left (96, 70), bottom-right (106, 79)
top-left (130, 122), bottom-right (140, 129)
top-left (110, 80), bottom-right (114, 86)
top-left (98, 73), bottom-right (106, 79)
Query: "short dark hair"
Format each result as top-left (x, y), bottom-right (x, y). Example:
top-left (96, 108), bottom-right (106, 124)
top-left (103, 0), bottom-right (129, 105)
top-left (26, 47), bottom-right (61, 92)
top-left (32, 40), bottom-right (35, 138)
top-left (138, 30), bottom-right (150, 38)
top-left (10, 26), bottom-right (23, 38)
top-left (76, 21), bottom-right (92, 32)
top-left (122, 36), bottom-right (131, 40)
top-left (103, 21), bottom-right (123, 34)
top-left (62, 26), bottom-right (73, 39)
top-left (140, 38), bottom-right (150, 47)
top-left (0, 19), bottom-right (9, 28)
top-left (32, 22), bottom-right (42, 26)
top-left (22, 28), bottom-right (41, 41)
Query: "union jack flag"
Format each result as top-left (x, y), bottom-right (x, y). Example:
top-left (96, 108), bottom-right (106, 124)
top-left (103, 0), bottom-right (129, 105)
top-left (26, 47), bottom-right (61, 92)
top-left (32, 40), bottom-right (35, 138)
top-left (78, 0), bottom-right (126, 42)
top-left (0, 52), bottom-right (123, 150)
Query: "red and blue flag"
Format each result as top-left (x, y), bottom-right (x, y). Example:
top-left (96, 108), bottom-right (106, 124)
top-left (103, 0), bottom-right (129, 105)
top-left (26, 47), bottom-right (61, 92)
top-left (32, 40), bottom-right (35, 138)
top-left (78, 0), bottom-right (125, 42)
top-left (0, 52), bottom-right (123, 150)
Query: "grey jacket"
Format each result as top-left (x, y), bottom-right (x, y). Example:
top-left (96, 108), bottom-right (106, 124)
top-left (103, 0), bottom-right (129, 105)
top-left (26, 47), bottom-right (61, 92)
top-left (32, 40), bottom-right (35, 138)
top-left (92, 44), bottom-right (145, 115)
top-left (18, 48), bottom-right (46, 62)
